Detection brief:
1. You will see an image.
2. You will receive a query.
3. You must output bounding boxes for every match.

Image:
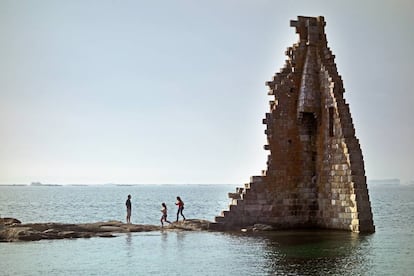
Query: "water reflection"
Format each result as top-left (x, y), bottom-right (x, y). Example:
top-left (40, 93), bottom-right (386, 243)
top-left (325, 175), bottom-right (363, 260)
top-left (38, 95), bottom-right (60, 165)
top-left (175, 231), bottom-right (185, 250)
top-left (161, 230), bottom-right (168, 251)
top-left (125, 233), bottom-right (133, 258)
top-left (253, 230), bottom-right (373, 275)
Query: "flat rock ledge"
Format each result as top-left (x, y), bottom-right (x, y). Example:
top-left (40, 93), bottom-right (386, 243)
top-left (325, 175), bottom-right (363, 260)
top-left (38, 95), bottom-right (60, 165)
top-left (0, 218), bottom-right (216, 242)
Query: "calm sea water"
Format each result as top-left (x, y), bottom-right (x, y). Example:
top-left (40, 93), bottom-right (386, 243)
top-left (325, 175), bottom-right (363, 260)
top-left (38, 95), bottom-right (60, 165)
top-left (0, 184), bottom-right (413, 275)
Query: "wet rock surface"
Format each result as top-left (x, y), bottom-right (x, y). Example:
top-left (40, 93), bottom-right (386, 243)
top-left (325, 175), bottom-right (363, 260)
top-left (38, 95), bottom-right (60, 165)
top-left (0, 218), bottom-right (215, 242)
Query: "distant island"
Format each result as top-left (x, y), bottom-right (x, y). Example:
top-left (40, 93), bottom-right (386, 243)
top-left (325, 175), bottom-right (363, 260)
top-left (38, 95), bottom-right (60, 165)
top-left (368, 179), bottom-right (400, 186)
top-left (30, 182), bottom-right (61, 187)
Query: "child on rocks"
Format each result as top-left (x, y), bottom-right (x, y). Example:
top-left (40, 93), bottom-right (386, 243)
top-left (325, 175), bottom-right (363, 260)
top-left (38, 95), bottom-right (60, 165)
top-left (160, 203), bottom-right (171, 227)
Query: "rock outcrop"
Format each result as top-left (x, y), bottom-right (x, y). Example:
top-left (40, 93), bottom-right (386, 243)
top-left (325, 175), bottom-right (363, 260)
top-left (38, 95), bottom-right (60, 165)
top-left (0, 218), bottom-right (213, 242)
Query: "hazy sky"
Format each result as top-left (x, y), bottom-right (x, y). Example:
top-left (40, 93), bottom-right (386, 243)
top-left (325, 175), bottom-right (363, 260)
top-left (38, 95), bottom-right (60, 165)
top-left (1, 0), bottom-right (413, 184)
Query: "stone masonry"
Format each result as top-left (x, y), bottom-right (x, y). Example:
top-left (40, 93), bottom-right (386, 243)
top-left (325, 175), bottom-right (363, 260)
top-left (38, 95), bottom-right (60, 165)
top-left (215, 16), bottom-right (375, 233)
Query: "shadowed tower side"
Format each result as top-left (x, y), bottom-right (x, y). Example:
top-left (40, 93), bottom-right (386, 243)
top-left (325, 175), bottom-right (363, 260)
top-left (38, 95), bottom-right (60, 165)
top-left (215, 16), bottom-right (375, 233)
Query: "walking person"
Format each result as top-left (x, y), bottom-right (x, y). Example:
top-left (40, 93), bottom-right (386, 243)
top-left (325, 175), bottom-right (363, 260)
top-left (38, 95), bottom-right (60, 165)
top-left (160, 203), bottom-right (171, 227)
top-left (125, 194), bottom-right (132, 223)
top-left (175, 196), bottom-right (186, 222)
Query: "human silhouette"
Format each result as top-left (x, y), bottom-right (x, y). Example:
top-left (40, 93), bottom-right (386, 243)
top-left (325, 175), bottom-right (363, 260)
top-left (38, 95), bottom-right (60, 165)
top-left (160, 202), bottom-right (171, 227)
top-left (175, 196), bottom-right (186, 222)
top-left (125, 194), bottom-right (132, 223)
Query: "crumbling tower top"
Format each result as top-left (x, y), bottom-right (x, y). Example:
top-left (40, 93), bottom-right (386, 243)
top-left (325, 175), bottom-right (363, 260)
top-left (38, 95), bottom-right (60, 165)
top-left (290, 16), bottom-right (326, 44)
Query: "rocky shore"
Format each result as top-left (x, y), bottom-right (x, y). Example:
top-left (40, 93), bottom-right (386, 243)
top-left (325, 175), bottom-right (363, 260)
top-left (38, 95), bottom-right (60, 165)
top-left (0, 217), bottom-right (214, 242)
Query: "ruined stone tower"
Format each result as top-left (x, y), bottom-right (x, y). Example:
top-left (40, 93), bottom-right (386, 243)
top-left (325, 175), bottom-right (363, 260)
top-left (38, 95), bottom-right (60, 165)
top-left (215, 16), bottom-right (375, 233)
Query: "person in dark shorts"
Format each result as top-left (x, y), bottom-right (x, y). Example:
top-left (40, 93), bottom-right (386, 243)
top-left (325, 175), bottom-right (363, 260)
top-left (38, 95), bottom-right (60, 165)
top-left (175, 196), bottom-right (186, 222)
top-left (160, 202), bottom-right (171, 227)
top-left (126, 194), bottom-right (132, 223)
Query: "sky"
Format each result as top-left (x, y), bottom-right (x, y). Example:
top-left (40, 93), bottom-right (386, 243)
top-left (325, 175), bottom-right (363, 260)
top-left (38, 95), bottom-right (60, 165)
top-left (0, 0), bottom-right (413, 184)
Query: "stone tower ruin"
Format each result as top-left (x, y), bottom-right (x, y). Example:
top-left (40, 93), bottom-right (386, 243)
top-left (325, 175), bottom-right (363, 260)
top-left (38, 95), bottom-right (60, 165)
top-left (215, 16), bottom-right (375, 233)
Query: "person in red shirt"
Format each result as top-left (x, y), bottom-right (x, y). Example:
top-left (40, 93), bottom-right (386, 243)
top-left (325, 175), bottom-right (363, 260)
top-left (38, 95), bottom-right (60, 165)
top-left (175, 196), bottom-right (186, 222)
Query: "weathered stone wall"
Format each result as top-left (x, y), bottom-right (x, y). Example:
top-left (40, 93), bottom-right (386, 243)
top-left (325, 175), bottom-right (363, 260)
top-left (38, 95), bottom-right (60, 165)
top-left (215, 16), bottom-right (375, 233)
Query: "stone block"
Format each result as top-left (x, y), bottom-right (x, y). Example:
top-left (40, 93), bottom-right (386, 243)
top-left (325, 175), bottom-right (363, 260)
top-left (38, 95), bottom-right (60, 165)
top-left (242, 192), bottom-right (257, 201)
top-left (236, 187), bottom-right (244, 194)
top-left (228, 193), bottom-right (241, 200)
top-left (244, 204), bottom-right (263, 212)
top-left (250, 176), bottom-right (263, 183)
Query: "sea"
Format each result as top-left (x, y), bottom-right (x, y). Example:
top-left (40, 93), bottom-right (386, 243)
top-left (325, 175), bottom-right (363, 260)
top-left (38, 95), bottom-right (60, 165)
top-left (0, 184), bottom-right (413, 276)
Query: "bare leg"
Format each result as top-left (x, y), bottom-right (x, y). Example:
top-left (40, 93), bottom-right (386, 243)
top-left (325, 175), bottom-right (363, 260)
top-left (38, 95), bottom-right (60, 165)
top-left (126, 210), bottom-right (131, 223)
